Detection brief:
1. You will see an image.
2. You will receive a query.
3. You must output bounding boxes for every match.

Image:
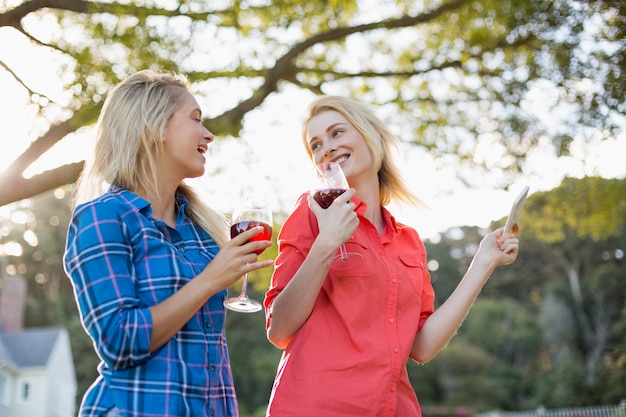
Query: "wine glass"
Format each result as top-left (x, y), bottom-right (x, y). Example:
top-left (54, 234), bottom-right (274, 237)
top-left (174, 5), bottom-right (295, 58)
top-left (311, 161), bottom-right (362, 266)
top-left (223, 198), bottom-right (273, 313)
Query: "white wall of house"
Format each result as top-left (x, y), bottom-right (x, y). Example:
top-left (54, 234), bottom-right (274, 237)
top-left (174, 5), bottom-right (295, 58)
top-left (9, 369), bottom-right (46, 417)
top-left (45, 329), bottom-right (77, 417)
top-left (0, 368), bottom-right (12, 416)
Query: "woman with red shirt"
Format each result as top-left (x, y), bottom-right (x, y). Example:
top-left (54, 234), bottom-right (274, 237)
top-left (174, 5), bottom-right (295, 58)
top-left (263, 96), bottom-right (520, 417)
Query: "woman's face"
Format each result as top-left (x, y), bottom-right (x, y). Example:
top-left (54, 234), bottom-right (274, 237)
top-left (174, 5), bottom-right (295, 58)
top-left (306, 110), bottom-right (376, 188)
top-left (160, 90), bottom-right (214, 181)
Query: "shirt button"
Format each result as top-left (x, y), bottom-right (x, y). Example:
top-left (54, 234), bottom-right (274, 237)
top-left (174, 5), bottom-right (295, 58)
top-left (390, 386), bottom-right (396, 392)
top-left (389, 318), bottom-right (394, 323)
top-left (394, 347), bottom-right (399, 353)
top-left (205, 322), bottom-right (211, 328)
top-left (210, 410), bottom-right (215, 416)
top-left (391, 278), bottom-right (397, 284)
top-left (179, 247), bottom-right (186, 252)
top-left (210, 366), bottom-right (216, 371)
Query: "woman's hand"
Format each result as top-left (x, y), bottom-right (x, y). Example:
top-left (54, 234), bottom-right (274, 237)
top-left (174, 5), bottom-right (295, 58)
top-left (308, 187), bottom-right (359, 250)
top-left (203, 226), bottom-right (274, 292)
top-left (475, 224), bottom-right (520, 270)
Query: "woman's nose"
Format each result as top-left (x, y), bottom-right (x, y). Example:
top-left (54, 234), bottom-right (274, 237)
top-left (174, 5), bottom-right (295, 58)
top-left (203, 126), bottom-right (215, 143)
top-left (322, 143), bottom-right (336, 157)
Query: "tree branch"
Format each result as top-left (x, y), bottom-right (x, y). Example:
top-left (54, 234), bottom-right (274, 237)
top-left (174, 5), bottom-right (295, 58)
top-left (206, 0), bottom-right (469, 135)
top-left (0, 162), bottom-right (83, 206)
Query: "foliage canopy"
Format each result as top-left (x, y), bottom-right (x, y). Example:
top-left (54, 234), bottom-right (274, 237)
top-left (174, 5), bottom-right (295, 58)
top-left (0, 0), bottom-right (624, 206)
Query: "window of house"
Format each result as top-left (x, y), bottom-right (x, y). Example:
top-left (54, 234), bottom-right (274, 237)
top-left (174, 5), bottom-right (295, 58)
top-left (17, 378), bottom-right (32, 404)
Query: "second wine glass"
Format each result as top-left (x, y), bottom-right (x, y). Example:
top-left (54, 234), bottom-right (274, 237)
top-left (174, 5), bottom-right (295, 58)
top-left (223, 198), bottom-right (273, 313)
top-left (311, 161), bottom-right (362, 266)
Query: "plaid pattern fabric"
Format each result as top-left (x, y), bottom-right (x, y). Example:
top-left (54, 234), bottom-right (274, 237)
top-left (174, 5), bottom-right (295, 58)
top-left (64, 186), bottom-right (237, 417)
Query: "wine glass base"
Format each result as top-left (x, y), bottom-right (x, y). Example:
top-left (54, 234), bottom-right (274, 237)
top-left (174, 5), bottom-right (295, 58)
top-left (330, 252), bottom-right (363, 269)
top-left (224, 297), bottom-right (263, 313)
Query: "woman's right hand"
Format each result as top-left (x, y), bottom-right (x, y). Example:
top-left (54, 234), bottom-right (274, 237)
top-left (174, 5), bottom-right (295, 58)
top-left (202, 226), bottom-right (274, 292)
top-left (308, 187), bottom-right (359, 250)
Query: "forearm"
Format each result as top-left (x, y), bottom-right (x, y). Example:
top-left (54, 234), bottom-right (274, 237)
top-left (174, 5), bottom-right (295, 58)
top-left (410, 256), bottom-right (497, 363)
top-left (411, 228), bottom-right (520, 363)
top-left (149, 272), bottom-right (219, 351)
top-left (267, 239), bottom-right (336, 349)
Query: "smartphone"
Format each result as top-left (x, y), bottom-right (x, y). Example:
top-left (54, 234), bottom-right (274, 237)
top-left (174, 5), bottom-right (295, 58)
top-left (503, 185), bottom-right (529, 234)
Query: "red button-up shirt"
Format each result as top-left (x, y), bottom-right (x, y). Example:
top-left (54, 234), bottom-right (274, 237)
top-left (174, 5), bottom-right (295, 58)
top-left (264, 194), bottom-right (435, 417)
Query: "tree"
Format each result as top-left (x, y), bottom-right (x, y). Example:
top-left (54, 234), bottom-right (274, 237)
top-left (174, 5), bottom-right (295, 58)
top-left (520, 176), bottom-right (626, 385)
top-left (1, 0), bottom-right (624, 206)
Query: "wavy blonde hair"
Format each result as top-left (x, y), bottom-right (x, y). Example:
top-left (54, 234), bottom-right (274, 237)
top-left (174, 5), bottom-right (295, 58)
top-left (301, 95), bottom-right (425, 208)
top-left (75, 70), bottom-right (228, 247)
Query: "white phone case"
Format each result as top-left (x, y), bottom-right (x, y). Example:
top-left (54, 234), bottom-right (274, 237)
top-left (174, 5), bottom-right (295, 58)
top-left (503, 185), bottom-right (530, 234)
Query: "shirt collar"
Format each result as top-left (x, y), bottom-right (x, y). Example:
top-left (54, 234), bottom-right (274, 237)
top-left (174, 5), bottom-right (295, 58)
top-left (108, 184), bottom-right (190, 218)
top-left (352, 197), bottom-right (399, 234)
top-left (381, 206), bottom-right (399, 233)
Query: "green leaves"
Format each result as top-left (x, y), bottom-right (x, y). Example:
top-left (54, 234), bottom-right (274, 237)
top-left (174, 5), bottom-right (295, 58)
top-left (523, 176), bottom-right (626, 242)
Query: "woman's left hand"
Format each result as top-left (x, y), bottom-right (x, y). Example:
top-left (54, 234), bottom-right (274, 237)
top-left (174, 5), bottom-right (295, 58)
top-left (477, 224), bottom-right (520, 268)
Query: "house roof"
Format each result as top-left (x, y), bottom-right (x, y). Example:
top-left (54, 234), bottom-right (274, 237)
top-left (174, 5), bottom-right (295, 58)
top-left (0, 327), bottom-right (63, 369)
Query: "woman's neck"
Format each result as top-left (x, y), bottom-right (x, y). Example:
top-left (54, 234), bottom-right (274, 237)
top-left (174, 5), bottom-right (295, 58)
top-left (355, 186), bottom-right (385, 235)
top-left (136, 184), bottom-right (179, 228)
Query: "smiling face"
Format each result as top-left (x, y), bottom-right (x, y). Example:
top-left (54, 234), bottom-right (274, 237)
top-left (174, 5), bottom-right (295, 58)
top-left (306, 110), bottom-right (377, 189)
top-left (160, 89), bottom-right (214, 181)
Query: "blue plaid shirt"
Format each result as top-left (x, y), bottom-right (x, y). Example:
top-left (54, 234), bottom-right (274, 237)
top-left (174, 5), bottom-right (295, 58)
top-left (64, 186), bottom-right (238, 417)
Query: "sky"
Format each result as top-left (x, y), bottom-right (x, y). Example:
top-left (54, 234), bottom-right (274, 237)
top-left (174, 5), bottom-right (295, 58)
top-left (2, 27), bottom-right (626, 241)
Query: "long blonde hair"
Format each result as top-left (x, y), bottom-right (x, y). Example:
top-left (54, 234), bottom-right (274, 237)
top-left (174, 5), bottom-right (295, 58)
top-left (75, 70), bottom-right (229, 247)
top-left (301, 95), bottom-right (424, 207)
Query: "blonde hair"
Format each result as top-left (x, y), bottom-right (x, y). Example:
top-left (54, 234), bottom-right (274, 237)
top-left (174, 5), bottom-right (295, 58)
top-left (75, 69), bottom-right (229, 247)
top-left (302, 95), bottom-right (424, 207)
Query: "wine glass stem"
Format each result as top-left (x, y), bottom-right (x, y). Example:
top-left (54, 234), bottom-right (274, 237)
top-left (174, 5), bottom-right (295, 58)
top-left (339, 244), bottom-right (349, 261)
top-left (238, 273), bottom-right (250, 300)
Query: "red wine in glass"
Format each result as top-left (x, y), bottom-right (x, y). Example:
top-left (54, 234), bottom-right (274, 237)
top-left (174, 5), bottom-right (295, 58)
top-left (313, 188), bottom-right (346, 209)
top-left (231, 220), bottom-right (273, 255)
top-left (224, 199), bottom-right (273, 313)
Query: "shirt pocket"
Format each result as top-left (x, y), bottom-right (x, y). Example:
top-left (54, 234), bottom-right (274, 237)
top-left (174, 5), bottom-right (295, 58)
top-left (398, 252), bottom-right (427, 295)
top-left (133, 229), bottom-right (186, 301)
top-left (330, 239), bottom-right (373, 278)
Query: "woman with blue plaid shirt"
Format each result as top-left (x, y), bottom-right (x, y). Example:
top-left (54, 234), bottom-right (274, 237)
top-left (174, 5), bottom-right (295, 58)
top-left (64, 70), bottom-right (273, 417)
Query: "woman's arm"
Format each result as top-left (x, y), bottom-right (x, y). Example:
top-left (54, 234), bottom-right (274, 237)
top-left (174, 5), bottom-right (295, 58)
top-left (410, 227), bottom-right (519, 363)
top-left (266, 190), bottom-right (358, 349)
top-left (148, 226), bottom-right (273, 351)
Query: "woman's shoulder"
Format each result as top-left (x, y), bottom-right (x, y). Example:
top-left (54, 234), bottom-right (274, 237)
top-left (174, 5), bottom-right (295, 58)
top-left (284, 192), bottom-right (314, 220)
top-left (279, 192), bottom-right (316, 234)
top-left (72, 187), bottom-right (149, 222)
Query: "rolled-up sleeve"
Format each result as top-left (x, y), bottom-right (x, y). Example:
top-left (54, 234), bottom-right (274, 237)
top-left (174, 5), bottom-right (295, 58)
top-left (64, 201), bottom-right (153, 370)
